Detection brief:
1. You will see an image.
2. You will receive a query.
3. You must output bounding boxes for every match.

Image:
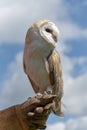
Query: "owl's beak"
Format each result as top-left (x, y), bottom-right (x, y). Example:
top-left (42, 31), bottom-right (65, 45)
top-left (52, 34), bottom-right (58, 43)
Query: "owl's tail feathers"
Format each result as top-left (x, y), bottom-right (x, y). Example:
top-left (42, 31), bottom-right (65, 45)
top-left (52, 98), bottom-right (64, 117)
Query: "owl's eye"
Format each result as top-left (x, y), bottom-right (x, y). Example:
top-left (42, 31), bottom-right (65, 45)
top-left (45, 27), bottom-right (58, 42)
top-left (45, 28), bottom-right (53, 33)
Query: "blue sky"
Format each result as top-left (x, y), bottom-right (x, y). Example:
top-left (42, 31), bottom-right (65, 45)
top-left (0, 44), bottom-right (23, 81)
top-left (0, 0), bottom-right (87, 129)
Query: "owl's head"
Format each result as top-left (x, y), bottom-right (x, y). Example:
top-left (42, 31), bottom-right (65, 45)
top-left (36, 20), bottom-right (59, 46)
top-left (26, 20), bottom-right (59, 51)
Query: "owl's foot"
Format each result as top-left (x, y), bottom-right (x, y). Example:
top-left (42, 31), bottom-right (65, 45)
top-left (43, 90), bottom-right (52, 95)
top-left (36, 93), bottom-right (43, 99)
top-left (47, 90), bottom-right (52, 94)
top-left (44, 91), bottom-right (48, 95)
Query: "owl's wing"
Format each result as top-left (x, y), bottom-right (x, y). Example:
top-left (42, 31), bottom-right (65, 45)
top-left (47, 50), bottom-right (63, 98)
top-left (23, 59), bottom-right (39, 93)
top-left (46, 50), bottom-right (64, 116)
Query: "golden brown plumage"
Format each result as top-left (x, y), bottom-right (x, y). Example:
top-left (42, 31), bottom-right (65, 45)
top-left (23, 20), bottom-right (64, 116)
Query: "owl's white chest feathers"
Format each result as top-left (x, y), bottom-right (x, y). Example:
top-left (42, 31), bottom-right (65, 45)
top-left (29, 57), bottom-right (50, 87)
top-left (26, 41), bottom-right (52, 91)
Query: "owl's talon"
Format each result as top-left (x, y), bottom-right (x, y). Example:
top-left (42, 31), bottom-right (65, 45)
top-left (36, 93), bottom-right (42, 99)
top-left (43, 91), bottom-right (48, 95)
top-left (47, 90), bottom-right (52, 94)
top-left (37, 93), bottom-right (42, 96)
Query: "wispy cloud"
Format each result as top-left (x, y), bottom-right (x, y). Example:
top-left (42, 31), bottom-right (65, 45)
top-left (0, 0), bottom-right (87, 44)
top-left (47, 116), bottom-right (87, 130)
top-left (59, 22), bottom-right (87, 41)
top-left (0, 52), bottom-right (34, 109)
top-left (0, 0), bottom-right (67, 43)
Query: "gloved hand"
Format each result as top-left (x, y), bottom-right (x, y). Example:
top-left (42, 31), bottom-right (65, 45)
top-left (20, 93), bottom-right (56, 129)
top-left (0, 93), bottom-right (56, 130)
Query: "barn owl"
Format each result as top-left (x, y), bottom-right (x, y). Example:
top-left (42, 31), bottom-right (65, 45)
top-left (23, 20), bottom-right (64, 116)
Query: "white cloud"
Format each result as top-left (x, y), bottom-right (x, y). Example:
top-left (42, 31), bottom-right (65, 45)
top-left (59, 22), bottom-right (87, 41)
top-left (0, 0), bottom-right (87, 44)
top-left (47, 122), bottom-right (65, 130)
top-left (62, 55), bottom-right (87, 116)
top-left (0, 52), bottom-right (35, 110)
top-left (0, 0), bottom-right (68, 43)
top-left (47, 116), bottom-right (87, 130)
